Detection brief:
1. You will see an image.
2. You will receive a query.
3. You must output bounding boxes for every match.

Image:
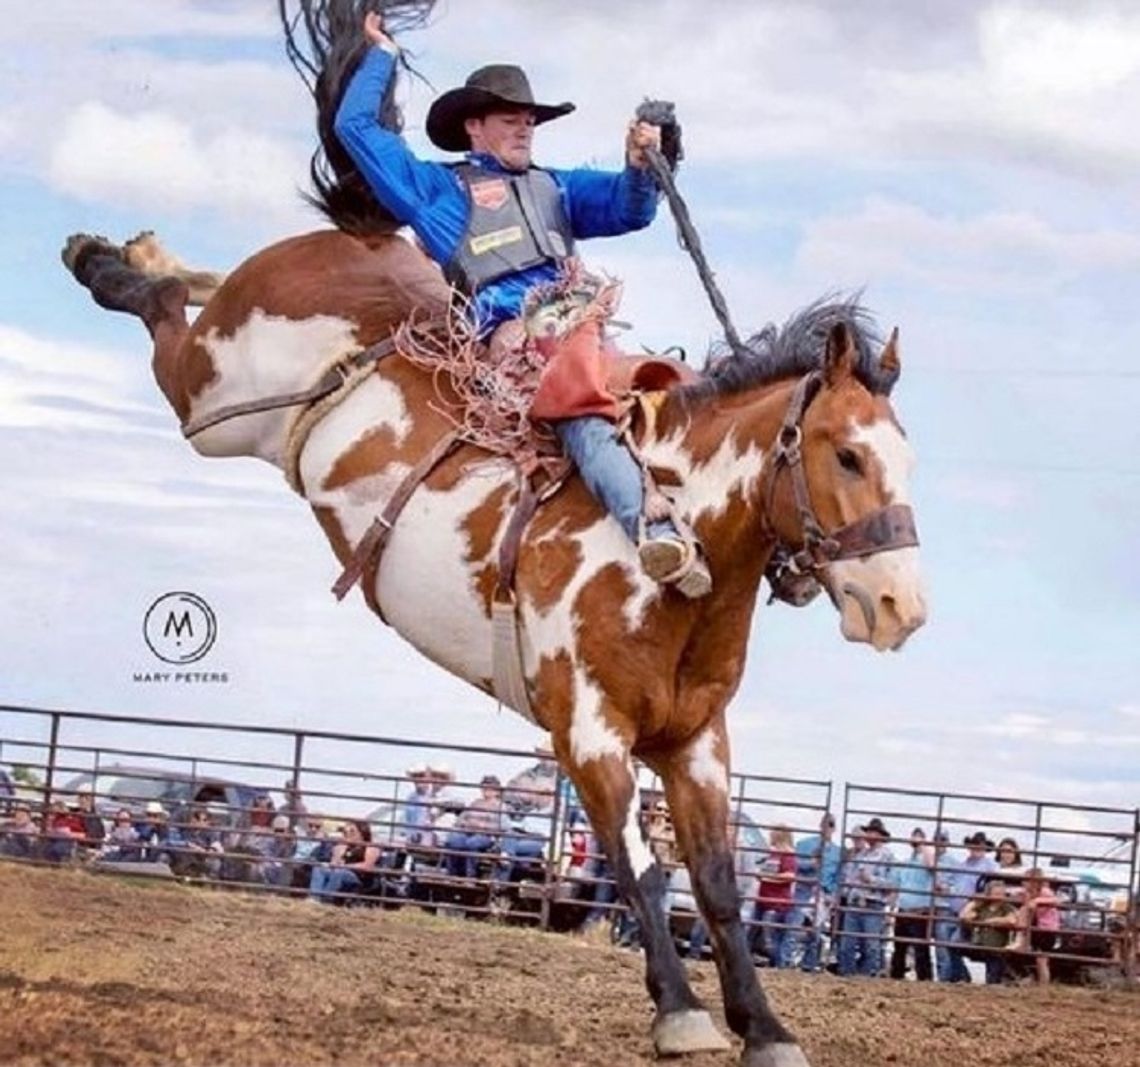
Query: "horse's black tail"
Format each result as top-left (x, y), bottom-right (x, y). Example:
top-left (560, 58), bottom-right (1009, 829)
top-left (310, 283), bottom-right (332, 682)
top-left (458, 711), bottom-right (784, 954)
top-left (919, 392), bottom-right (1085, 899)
top-left (278, 1), bottom-right (438, 235)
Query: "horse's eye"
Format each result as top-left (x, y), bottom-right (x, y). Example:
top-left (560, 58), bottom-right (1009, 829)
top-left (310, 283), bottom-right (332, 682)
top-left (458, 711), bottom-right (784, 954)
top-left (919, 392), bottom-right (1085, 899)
top-left (837, 448), bottom-right (863, 476)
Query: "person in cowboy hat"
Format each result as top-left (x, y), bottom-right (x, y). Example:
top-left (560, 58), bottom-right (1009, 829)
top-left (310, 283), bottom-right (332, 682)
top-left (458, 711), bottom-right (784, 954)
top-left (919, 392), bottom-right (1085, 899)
top-left (332, 12), bottom-right (711, 598)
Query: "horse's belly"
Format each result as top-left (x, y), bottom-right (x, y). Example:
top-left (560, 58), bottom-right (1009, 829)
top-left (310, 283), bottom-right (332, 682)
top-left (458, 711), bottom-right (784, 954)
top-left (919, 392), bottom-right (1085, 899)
top-left (372, 469), bottom-right (510, 688)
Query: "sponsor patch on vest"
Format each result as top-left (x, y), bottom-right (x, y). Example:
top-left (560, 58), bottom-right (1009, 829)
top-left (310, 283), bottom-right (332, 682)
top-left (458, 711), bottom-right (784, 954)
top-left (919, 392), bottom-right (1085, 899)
top-left (470, 226), bottom-right (524, 256)
top-left (470, 179), bottom-right (509, 210)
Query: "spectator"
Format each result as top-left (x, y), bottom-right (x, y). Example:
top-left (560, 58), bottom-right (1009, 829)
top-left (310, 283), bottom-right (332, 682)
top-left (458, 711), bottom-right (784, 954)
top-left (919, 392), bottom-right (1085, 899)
top-left (262, 813), bottom-right (297, 888)
top-left (791, 813), bottom-right (842, 973)
top-left (226, 794), bottom-right (276, 880)
top-left (444, 775), bottom-right (507, 880)
top-left (42, 798), bottom-right (84, 863)
top-left (135, 801), bottom-right (174, 864)
top-left (403, 764), bottom-right (437, 847)
top-left (995, 837), bottom-right (1023, 869)
top-left (752, 825), bottom-right (797, 968)
top-left (497, 805), bottom-right (549, 884)
top-left (0, 800), bottom-right (39, 859)
top-left (0, 767), bottom-right (15, 815)
top-left (837, 818), bottom-right (895, 977)
top-left (890, 827), bottom-right (935, 982)
top-left (100, 808), bottom-right (140, 861)
top-left (933, 830), bottom-right (996, 983)
top-left (647, 801), bottom-right (677, 865)
top-left (168, 807), bottom-right (223, 879)
top-left (291, 816), bottom-right (332, 890)
top-left (1015, 868), bottom-right (1061, 984)
top-left (961, 879), bottom-right (1018, 984)
top-left (280, 779), bottom-right (308, 830)
top-left (73, 784), bottom-right (106, 857)
top-left (308, 820), bottom-right (380, 903)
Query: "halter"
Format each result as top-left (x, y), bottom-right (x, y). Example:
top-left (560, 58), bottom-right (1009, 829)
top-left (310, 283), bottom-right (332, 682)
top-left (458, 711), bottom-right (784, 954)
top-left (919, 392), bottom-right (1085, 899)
top-left (763, 371), bottom-right (919, 580)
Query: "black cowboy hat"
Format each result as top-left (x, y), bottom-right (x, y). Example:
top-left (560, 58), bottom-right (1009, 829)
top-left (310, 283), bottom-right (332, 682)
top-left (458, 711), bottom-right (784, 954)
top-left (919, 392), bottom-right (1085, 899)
top-left (426, 65), bottom-right (575, 152)
top-left (860, 817), bottom-right (891, 839)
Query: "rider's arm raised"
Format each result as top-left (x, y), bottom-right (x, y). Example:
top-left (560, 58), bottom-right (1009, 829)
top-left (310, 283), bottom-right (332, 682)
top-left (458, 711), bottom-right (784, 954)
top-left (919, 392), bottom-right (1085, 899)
top-left (333, 47), bottom-right (460, 253)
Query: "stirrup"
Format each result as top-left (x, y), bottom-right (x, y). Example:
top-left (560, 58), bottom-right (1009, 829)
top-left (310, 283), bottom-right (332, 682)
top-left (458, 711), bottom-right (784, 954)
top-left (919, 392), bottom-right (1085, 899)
top-left (638, 537), bottom-right (712, 599)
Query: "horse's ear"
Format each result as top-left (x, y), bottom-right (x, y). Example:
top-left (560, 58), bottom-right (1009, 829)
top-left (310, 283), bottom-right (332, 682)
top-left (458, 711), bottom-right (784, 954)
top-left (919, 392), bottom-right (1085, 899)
top-left (880, 327), bottom-right (901, 377)
top-left (823, 322), bottom-right (856, 386)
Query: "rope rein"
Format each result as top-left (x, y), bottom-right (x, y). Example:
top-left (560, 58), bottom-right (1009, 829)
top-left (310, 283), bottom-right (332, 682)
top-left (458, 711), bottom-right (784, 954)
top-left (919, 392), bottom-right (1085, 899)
top-left (642, 145), bottom-right (751, 362)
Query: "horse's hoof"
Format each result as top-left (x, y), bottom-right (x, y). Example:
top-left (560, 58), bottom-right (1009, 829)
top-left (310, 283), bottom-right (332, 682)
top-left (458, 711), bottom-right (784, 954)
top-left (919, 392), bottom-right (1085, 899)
top-left (740, 1043), bottom-right (811, 1067)
top-left (60, 233), bottom-right (121, 277)
top-left (652, 1009), bottom-right (732, 1056)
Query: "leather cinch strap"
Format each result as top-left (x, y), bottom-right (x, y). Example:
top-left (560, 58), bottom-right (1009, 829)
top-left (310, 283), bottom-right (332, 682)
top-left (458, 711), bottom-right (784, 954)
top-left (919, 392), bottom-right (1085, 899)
top-left (332, 431), bottom-right (463, 607)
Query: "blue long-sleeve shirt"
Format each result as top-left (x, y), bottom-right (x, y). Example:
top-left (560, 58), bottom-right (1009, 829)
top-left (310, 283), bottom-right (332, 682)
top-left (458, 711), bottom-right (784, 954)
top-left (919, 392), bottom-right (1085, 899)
top-left (334, 47), bottom-right (659, 334)
top-left (792, 834), bottom-right (842, 902)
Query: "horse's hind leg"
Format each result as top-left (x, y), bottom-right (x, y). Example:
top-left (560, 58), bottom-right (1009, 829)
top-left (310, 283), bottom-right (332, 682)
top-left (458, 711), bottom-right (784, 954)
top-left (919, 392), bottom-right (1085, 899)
top-left (553, 736), bottom-right (730, 1057)
top-left (659, 717), bottom-right (810, 1067)
top-left (62, 234), bottom-right (189, 340)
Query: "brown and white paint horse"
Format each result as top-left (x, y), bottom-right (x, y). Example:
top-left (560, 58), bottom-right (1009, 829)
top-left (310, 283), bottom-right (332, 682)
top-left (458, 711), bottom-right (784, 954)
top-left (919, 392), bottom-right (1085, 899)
top-left (62, 227), bottom-right (926, 1067)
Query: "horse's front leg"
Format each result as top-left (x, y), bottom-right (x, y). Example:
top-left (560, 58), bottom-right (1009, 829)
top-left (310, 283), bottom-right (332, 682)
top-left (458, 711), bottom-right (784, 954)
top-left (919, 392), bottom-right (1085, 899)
top-left (554, 738), bottom-right (731, 1057)
top-left (661, 717), bottom-right (811, 1067)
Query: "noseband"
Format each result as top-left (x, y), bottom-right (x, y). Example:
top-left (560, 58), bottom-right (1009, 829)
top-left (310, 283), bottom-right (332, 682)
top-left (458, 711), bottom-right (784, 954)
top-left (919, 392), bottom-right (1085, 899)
top-left (763, 371), bottom-right (919, 580)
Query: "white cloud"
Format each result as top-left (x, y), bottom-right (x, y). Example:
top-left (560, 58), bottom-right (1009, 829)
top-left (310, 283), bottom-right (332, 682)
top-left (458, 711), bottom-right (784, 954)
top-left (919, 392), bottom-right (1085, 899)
top-left (977, 712), bottom-right (1049, 738)
top-left (47, 102), bottom-right (311, 223)
top-left (795, 197), bottom-right (1140, 293)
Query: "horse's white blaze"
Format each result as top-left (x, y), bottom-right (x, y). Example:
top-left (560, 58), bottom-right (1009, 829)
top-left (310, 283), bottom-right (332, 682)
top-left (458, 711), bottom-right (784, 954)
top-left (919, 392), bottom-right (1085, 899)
top-left (850, 417), bottom-right (914, 505)
top-left (833, 416), bottom-right (926, 649)
top-left (568, 665), bottom-right (625, 764)
top-left (192, 310), bottom-right (359, 463)
top-left (687, 728), bottom-right (729, 796)
top-left (621, 776), bottom-right (656, 880)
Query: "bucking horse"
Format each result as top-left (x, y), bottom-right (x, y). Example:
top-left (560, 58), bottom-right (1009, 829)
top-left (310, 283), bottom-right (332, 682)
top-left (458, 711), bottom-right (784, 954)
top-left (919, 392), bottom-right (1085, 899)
top-left (59, 3), bottom-right (927, 1064)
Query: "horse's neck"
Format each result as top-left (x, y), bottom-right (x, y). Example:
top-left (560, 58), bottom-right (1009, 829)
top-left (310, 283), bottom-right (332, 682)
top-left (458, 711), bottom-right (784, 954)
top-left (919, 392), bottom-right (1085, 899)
top-left (651, 380), bottom-right (795, 571)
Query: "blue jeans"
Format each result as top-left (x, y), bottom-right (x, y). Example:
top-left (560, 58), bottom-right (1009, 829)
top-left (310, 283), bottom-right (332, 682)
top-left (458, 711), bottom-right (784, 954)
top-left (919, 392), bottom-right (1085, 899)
top-left (754, 906), bottom-right (796, 968)
top-left (496, 835), bottom-right (545, 882)
top-left (553, 416), bottom-right (673, 543)
top-left (308, 866), bottom-right (361, 901)
top-left (790, 901), bottom-right (824, 971)
top-left (935, 912), bottom-right (971, 983)
top-left (445, 832), bottom-right (496, 879)
top-left (837, 902), bottom-right (886, 976)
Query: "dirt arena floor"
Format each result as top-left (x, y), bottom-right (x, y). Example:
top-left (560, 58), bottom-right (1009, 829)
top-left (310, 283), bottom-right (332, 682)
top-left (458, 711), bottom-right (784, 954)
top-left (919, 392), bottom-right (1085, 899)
top-left (0, 864), bottom-right (1135, 1067)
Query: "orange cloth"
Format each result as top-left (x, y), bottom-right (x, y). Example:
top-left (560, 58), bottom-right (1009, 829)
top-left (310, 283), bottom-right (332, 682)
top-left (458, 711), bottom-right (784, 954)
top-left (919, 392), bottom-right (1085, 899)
top-left (528, 321), bottom-right (622, 422)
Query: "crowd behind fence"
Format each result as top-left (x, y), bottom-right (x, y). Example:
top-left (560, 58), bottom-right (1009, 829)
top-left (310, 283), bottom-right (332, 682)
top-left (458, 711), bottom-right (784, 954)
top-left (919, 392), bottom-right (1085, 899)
top-left (1, 704), bottom-right (1136, 984)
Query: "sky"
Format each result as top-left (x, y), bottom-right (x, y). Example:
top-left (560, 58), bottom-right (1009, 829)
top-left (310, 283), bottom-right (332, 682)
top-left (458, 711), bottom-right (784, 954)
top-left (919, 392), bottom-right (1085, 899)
top-left (0, 1), bottom-right (1137, 863)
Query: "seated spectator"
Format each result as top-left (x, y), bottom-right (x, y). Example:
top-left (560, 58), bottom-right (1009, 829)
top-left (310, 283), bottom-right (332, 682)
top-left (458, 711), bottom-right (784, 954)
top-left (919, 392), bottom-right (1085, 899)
top-left (1014, 868), bottom-right (1061, 984)
top-left (290, 816), bottom-right (331, 890)
top-left (224, 794), bottom-right (276, 881)
top-left (752, 825), bottom-right (797, 968)
top-left (100, 808), bottom-right (141, 861)
top-left (961, 880), bottom-right (1018, 984)
top-left (308, 820), bottom-right (380, 903)
top-left (0, 767), bottom-right (14, 815)
top-left (261, 814), bottom-right (296, 888)
top-left (73, 784), bottom-right (106, 857)
top-left (135, 801), bottom-right (174, 864)
top-left (168, 807), bottom-right (223, 879)
top-left (0, 800), bottom-right (39, 859)
top-left (995, 837), bottom-right (1023, 869)
top-left (444, 775), bottom-right (507, 880)
top-left (42, 799), bottom-right (84, 863)
top-left (496, 805), bottom-right (549, 884)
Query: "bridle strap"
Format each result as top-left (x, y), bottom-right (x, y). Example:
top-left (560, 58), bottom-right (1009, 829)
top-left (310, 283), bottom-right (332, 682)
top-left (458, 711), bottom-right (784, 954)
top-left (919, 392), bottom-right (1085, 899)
top-left (180, 335), bottom-right (402, 439)
top-left (764, 371), bottom-right (919, 570)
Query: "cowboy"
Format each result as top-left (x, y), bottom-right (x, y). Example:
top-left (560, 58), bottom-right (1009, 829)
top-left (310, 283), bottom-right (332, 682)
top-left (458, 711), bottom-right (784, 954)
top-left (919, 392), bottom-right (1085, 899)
top-left (333, 12), bottom-right (710, 598)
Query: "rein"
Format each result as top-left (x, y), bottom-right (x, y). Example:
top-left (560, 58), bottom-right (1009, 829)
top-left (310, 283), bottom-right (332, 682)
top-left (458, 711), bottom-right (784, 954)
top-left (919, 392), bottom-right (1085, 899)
top-left (179, 335), bottom-right (402, 439)
top-left (764, 371), bottom-right (919, 576)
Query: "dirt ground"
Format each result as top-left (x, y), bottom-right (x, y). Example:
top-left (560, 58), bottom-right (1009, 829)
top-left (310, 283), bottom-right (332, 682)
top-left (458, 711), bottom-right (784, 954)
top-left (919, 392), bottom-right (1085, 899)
top-left (0, 864), bottom-right (1135, 1067)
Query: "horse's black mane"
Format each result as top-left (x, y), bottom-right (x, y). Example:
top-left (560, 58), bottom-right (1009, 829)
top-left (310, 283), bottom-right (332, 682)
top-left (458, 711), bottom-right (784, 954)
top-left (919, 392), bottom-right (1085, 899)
top-left (678, 297), bottom-right (897, 405)
top-left (278, 1), bottom-right (439, 235)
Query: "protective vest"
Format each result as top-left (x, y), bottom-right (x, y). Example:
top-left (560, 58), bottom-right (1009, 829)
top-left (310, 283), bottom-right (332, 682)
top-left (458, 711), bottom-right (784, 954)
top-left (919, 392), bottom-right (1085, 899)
top-left (444, 165), bottom-right (575, 293)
